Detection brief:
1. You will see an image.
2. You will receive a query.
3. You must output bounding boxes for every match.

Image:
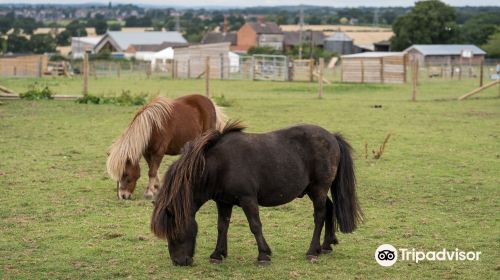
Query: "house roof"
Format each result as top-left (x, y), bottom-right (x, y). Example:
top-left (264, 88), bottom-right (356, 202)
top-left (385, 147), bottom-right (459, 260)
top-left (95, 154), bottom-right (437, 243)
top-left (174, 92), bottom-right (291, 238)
top-left (248, 22), bottom-right (282, 34)
top-left (283, 31), bottom-right (325, 46)
top-left (72, 36), bottom-right (103, 45)
top-left (404, 44), bottom-right (486, 56)
top-left (325, 32), bottom-right (352, 42)
top-left (96, 31), bottom-right (187, 52)
top-left (201, 32), bottom-right (237, 45)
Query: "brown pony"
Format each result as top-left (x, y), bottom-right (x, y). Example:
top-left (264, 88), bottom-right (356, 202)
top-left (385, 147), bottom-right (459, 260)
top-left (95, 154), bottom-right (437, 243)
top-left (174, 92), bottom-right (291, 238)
top-left (106, 94), bottom-right (225, 200)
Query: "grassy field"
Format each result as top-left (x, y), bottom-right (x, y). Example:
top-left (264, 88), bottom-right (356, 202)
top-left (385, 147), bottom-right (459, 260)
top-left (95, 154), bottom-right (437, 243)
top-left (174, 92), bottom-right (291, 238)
top-left (1, 76), bottom-right (499, 279)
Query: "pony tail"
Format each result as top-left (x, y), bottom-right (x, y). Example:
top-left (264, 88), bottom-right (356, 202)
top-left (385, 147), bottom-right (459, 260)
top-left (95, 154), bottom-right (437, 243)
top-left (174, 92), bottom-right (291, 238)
top-left (331, 133), bottom-right (363, 233)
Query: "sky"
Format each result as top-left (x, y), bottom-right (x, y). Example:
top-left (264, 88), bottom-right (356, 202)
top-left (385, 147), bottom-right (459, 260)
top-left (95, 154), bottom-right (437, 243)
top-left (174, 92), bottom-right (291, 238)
top-left (0, 0), bottom-right (498, 7)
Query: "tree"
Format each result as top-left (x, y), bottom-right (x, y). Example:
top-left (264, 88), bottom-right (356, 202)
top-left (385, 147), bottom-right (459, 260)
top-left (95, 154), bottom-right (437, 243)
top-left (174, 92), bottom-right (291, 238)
top-left (56, 30), bottom-right (72, 46)
top-left (93, 19), bottom-right (108, 35)
top-left (66, 20), bottom-right (88, 37)
top-left (6, 34), bottom-right (30, 53)
top-left (29, 34), bottom-right (56, 54)
top-left (460, 13), bottom-right (500, 45)
top-left (13, 17), bottom-right (38, 35)
top-left (109, 23), bottom-right (122, 31)
top-left (390, 0), bottom-right (459, 51)
top-left (0, 37), bottom-right (6, 54)
top-left (0, 17), bottom-right (12, 35)
top-left (481, 31), bottom-right (500, 58)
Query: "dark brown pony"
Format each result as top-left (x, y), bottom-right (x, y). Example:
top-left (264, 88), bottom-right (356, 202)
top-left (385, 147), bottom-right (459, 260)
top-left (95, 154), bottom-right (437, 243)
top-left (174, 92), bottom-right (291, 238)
top-left (106, 94), bottom-right (225, 200)
top-left (151, 121), bottom-right (362, 266)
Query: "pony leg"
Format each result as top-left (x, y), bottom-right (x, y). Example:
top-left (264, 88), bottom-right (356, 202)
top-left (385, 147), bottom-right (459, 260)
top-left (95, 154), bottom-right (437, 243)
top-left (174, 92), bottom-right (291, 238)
top-left (210, 201), bottom-right (233, 263)
top-left (240, 199), bottom-right (272, 264)
top-left (144, 153), bottom-right (164, 199)
top-left (321, 197), bottom-right (339, 254)
top-left (306, 191), bottom-right (328, 259)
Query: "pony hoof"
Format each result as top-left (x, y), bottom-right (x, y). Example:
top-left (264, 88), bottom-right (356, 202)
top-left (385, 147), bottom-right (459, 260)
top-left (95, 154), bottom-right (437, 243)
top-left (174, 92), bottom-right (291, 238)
top-left (209, 258), bottom-right (222, 264)
top-left (321, 249), bottom-right (333, 254)
top-left (257, 260), bottom-right (271, 266)
top-left (306, 255), bottom-right (318, 262)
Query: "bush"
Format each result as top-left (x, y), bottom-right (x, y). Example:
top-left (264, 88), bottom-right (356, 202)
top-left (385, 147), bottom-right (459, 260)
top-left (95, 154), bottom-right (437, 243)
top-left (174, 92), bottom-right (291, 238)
top-left (75, 90), bottom-right (147, 106)
top-left (19, 85), bottom-right (54, 100)
top-left (213, 94), bottom-right (235, 107)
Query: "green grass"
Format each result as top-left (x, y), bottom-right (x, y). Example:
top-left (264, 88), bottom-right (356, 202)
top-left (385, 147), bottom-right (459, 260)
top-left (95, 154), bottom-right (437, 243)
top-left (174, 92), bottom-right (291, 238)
top-left (0, 77), bottom-right (499, 279)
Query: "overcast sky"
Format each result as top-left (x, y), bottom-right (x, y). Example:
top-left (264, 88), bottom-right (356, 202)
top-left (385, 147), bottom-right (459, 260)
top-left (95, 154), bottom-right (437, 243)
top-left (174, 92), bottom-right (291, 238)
top-left (0, 0), bottom-right (498, 7)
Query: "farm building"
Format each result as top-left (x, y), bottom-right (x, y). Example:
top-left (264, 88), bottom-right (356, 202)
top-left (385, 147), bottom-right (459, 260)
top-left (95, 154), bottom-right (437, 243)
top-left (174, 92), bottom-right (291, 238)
top-left (171, 43), bottom-right (232, 79)
top-left (0, 54), bottom-right (48, 77)
top-left (282, 31), bottom-right (324, 52)
top-left (71, 36), bottom-right (102, 59)
top-left (201, 32), bottom-right (237, 50)
top-left (324, 32), bottom-right (354, 55)
top-left (236, 22), bottom-right (284, 52)
top-left (404, 45), bottom-right (486, 66)
top-left (280, 24), bottom-right (393, 53)
top-left (341, 52), bottom-right (406, 84)
top-left (93, 31), bottom-right (188, 55)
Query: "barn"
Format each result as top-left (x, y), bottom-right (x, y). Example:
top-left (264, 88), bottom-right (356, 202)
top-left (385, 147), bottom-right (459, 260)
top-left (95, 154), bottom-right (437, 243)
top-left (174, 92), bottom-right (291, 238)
top-left (404, 44), bottom-right (486, 66)
top-left (341, 52), bottom-right (406, 84)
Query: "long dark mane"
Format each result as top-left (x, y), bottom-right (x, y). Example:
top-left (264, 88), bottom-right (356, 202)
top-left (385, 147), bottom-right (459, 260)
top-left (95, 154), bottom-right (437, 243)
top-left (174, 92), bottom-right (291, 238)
top-left (151, 121), bottom-right (245, 240)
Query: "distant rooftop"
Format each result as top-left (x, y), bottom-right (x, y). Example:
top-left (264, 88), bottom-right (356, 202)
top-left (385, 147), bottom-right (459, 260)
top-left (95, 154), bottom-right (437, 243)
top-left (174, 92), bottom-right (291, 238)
top-left (201, 32), bottom-right (237, 45)
top-left (283, 31), bottom-right (325, 46)
top-left (342, 52), bottom-right (405, 58)
top-left (247, 22), bottom-right (282, 34)
top-left (405, 44), bottom-right (486, 56)
top-left (101, 31), bottom-right (188, 52)
top-left (325, 31), bottom-right (352, 42)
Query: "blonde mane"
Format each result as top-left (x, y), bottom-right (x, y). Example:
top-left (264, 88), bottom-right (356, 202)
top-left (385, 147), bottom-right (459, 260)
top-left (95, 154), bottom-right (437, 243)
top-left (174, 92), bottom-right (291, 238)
top-left (106, 97), bottom-right (173, 181)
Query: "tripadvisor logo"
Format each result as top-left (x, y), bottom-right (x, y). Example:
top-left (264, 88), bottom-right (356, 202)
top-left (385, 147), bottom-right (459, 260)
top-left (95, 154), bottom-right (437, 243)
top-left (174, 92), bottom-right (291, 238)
top-left (375, 244), bottom-right (481, 267)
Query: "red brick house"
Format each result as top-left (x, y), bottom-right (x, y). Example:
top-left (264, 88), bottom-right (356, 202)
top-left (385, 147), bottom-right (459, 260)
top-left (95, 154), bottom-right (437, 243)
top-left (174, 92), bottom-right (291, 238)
top-left (236, 22), bottom-right (284, 52)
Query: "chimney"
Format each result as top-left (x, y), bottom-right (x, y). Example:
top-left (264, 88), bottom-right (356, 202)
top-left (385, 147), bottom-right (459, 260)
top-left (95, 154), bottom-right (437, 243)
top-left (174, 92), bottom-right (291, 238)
top-left (257, 16), bottom-right (264, 24)
top-left (223, 15), bottom-right (228, 34)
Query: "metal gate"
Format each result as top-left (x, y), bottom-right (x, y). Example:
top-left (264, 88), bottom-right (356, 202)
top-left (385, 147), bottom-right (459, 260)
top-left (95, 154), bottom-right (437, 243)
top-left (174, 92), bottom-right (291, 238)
top-left (230, 54), bottom-right (289, 81)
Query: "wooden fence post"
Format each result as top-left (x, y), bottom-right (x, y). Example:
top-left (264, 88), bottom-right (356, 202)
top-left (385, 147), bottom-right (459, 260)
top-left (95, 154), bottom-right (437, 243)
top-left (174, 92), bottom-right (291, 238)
top-left (380, 57), bottom-right (384, 83)
top-left (187, 59), bottom-right (191, 79)
top-left (360, 60), bottom-right (365, 83)
top-left (146, 62), bottom-right (152, 79)
top-left (83, 52), bottom-right (89, 96)
top-left (403, 54), bottom-right (407, 83)
top-left (251, 56), bottom-right (256, 81)
top-left (205, 56), bottom-right (210, 97)
top-left (479, 59), bottom-right (484, 87)
top-left (309, 58), bottom-right (314, 82)
top-left (117, 61), bottom-right (121, 78)
top-left (220, 53), bottom-right (224, 80)
top-left (38, 56), bottom-right (43, 78)
top-left (412, 60), bottom-right (418, 102)
top-left (318, 58), bottom-right (324, 99)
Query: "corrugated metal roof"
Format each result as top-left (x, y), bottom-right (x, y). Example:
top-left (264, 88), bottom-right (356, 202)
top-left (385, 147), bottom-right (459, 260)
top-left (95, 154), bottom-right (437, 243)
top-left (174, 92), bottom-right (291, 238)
top-left (72, 36), bottom-right (103, 45)
top-left (105, 31), bottom-right (187, 51)
top-left (341, 52), bottom-right (404, 58)
top-left (404, 44), bottom-right (486, 56)
top-left (325, 32), bottom-right (353, 42)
